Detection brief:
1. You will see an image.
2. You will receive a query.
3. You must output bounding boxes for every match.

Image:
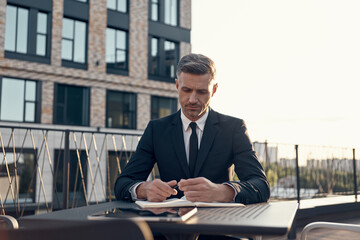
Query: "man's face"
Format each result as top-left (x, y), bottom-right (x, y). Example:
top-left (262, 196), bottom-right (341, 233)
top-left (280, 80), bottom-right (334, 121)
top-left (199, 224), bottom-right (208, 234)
top-left (176, 72), bottom-right (218, 121)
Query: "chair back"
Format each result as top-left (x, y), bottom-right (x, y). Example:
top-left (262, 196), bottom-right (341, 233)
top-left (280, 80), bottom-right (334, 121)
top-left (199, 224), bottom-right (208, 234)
top-left (0, 218), bottom-right (153, 240)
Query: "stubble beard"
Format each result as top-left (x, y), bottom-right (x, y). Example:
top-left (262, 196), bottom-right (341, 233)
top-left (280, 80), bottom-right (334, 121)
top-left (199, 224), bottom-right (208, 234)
top-left (184, 104), bottom-right (206, 121)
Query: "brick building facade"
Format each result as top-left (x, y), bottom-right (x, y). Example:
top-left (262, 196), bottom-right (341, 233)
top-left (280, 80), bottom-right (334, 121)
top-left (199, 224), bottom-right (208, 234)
top-left (0, 0), bottom-right (191, 131)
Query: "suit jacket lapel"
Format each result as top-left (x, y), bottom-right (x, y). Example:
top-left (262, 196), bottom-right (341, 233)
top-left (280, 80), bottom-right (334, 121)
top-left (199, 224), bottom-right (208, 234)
top-left (171, 111), bottom-right (190, 178)
top-left (194, 109), bottom-right (219, 177)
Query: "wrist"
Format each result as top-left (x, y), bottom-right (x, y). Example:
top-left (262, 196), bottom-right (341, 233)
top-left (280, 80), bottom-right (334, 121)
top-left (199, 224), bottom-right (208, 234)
top-left (216, 184), bottom-right (236, 202)
top-left (136, 182), bottom-right (148, 200)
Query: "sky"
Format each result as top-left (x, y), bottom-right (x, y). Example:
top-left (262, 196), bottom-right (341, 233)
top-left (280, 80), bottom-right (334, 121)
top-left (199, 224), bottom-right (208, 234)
top-left (191, 0), bottom-right (360, 148)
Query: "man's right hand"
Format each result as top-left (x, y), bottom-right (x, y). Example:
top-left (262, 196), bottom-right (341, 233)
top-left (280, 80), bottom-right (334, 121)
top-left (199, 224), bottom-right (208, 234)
top-left (136, 179), bottom-right (178, 202)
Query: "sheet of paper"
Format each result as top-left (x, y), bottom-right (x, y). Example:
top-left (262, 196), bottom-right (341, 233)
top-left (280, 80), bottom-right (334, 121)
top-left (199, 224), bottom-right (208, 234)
top-left (135, 198), bottom-right (245, 208)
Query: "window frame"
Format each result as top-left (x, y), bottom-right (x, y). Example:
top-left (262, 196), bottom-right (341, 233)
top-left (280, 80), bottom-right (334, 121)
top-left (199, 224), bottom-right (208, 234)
top-left (107, 0), bottom-right (128, 13)
top-left (106, 90), bottom-right (137, 130)
top-left (150, 0), bottom-right (160, 22)
top-left (53, 83), bottom-right (90, 126)
top-left (61, 17), bottom-right (88, 70)
top-left (148, 36), bottom-right (179, 82)
top-left (0, 148), bottom-right (37, 204)
top-left (149, 0), bottom-right (179, 27)
top-left (164, 0), bottom-right (178, 26)
top-left (151, 95), bottom-right (177, 120)
top-left (106, 27), bottom-right (129, 75)
top-left (0, 76), bottom-right (41, 123)
top-left (4, 4), bottom-right (52, 64)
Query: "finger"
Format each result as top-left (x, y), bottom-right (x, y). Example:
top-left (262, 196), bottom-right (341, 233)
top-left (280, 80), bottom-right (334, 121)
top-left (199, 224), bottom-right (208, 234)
top-left (156, 180), bottom-right (177, 195)
top-left (148, 195), bottom-right (166, 202)
top-left (148, 185), bottom-right (171, 201)
top-left (153, 180), bottom-right (177, 197)
top-left (166, 180), bottom-right (179, 195)
top-left (147, 188), bottom-right (167, 202)
top-left (179, 181), bottom-right (204, 192)
top-left (184, 191), bottom-right (204, 202)
top-left (179, 177), bottom-right (205, 187)
top-left (167, 180), bottom-right (177, 187)
top-left (148, 183), bottom-right (171, 200)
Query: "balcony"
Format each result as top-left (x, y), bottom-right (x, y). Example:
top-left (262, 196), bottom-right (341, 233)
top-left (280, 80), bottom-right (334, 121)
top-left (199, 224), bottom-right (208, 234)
top-left (0, 124), bottom-right (359, 239)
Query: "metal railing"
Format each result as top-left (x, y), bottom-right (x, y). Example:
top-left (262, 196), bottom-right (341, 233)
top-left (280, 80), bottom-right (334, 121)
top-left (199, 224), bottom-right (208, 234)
top-left (254, 141), bottom-right (360, 203)
top-left (0, 124), bottom-right (141, 217)
top-left (0, 124), bottom-right (359, 217)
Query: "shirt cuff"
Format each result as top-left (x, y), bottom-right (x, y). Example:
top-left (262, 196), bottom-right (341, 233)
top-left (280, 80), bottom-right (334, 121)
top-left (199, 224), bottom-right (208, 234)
top-left (129, 181), bottom-right (145, 201)
top-left (223, 182), bottom-right (238, 202)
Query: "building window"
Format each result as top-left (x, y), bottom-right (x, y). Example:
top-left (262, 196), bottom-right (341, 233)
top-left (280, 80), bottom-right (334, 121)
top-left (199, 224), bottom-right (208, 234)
top-left (151, 96), bottom-right (177, 119)
top-left (5, 5), bottom-right (28, 54)
top-left (150, 0), bottom-right (159, 21)
top-left (106, 90), bottom-right (136, 129)
top-left (0, 77), bottom-right (39, 123)
top-left (4, 5), bottom-right (51, 63)
top-left (53, 84), bottom-right (90, 126)
top-left (61, 18), bottom-right (87, 66)
top-left (148, 37), bottom-right (178, 82)
top-left (149, 0), bottom-right (178, 26)
top-left (164, 40), bottom-right (177, 78)
top-left (164, 0), bottom-right (177, 26)
top-left (106, 28), bottom-right (128, 73)
top-left (107, 0), bottom-right (127, 13)
top-left (0, 149), bottom-right (36, 204)
top-left (36, 12), bottom-right (48, 56)
top-left (149, 37), bottom-right (159, 76)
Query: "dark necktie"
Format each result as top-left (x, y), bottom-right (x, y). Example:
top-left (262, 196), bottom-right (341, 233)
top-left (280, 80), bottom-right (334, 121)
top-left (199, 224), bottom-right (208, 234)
top-left (189, 122), bottom-right (198, 177)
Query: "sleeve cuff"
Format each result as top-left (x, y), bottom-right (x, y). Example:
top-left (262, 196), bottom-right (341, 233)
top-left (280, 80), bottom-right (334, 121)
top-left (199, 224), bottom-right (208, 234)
top-left (129, 181), bottom-right (145, 201)
top-left (222, 182), bottom-right (238, 202)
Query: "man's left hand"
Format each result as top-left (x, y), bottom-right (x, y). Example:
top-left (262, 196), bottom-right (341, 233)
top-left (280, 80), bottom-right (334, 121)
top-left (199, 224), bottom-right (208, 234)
top-left (178, 177), bottom-right (235, 202)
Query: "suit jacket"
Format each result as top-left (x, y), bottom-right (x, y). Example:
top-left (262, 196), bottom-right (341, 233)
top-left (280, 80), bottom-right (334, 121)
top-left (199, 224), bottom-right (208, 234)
top-left (114, 109), bottom-right (270, 204)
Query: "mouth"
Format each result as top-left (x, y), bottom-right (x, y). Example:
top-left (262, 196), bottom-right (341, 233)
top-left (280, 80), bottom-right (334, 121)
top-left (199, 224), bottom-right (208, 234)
top-left (185, 104), bottom-right (200, 109)
top-left (186, 106), bottom-right (200, 111)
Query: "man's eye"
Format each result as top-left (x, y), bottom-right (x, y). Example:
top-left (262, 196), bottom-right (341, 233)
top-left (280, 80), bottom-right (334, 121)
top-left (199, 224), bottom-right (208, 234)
top-left (183, 88), bottom-right (191, 92)
top-left (198, 91), bottom-right (208, 94)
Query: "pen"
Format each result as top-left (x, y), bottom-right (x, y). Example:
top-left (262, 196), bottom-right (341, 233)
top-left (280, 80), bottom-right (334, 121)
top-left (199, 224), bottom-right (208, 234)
top-left (172, 184), bottom-right (178, 189)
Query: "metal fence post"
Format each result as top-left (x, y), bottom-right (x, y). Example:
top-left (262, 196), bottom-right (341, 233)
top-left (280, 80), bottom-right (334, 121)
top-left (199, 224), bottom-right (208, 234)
top-left (295, 144), bottom-right (300, 204)
top-left (62, 130), bottom-right (70, 209)
top-left (353, 148), bottom-right (357, 201)
top-left (264, 140), bottom-right (268, 165)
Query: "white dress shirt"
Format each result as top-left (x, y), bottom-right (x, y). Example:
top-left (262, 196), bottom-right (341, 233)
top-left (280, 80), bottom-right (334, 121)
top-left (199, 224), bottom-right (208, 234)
top-left (130, 108), bottom-right (236, 201)
top-left (180, 110), bottom-right (209, 163)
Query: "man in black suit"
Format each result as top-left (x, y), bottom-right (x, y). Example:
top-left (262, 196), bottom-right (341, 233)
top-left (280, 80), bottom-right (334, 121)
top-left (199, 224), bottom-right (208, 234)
top-left (115, 53), bottom-right (270, 204)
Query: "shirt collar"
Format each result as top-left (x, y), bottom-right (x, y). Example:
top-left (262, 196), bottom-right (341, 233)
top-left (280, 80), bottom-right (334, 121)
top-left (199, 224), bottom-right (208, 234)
top-left (180, 108), bottom-right (209, 132)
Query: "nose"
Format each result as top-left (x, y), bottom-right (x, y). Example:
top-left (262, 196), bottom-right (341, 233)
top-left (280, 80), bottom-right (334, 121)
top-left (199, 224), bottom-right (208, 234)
top-left (189, 92), bottom-right (197, 103)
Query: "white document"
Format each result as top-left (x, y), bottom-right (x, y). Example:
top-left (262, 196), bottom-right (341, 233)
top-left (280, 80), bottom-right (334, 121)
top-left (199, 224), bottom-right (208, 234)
top-left (135, 197), bottom-right (245, 208)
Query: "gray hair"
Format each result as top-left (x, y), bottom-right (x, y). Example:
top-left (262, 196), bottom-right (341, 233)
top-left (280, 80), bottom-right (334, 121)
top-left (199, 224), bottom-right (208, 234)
top-left (176, 53), bottom-right (216, 81)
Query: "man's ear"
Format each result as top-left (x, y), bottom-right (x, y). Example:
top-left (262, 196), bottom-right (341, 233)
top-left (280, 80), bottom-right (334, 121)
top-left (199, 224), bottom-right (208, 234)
top-left (175, 79), bottom-right (179, 90)
top-left (212, 83), bottom-right (218, 96)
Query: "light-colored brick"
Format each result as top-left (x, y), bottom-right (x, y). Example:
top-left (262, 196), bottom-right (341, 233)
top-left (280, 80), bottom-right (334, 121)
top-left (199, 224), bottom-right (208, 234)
top-left (0, 0), bottom-right (6, 58)
top-left (88, 0), bottom-right (107, 73)
top-left (137, 93), bottom-right (151, 130)
top-left (180, 42), bottom-right (192, 58)
top-left (41, 81), bottom-right (54, 124)
top-left (90, 87), bottom-right (106, 127)
top-left (180, 0), bottom-right (191, 29)
top-left (51, 0), bottom-right (64, 67)
top-left (129, 0), bottom-right (148, 79)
